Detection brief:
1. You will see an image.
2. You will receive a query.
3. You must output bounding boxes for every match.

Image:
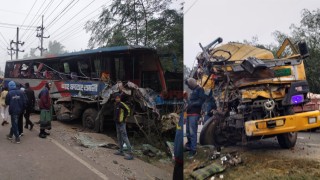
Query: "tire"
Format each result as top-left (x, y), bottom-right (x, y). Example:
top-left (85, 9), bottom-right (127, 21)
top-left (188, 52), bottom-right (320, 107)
top-left (82, 108), bottom-right (99, 132)
top-left (276, 106), bottom-right (297, 149)
top-left (199, 117), bottom-right (216, 145)
top-left (277, 132), bottom-right (298, 149)
top-left (199, 116), bottom-right (227, 147)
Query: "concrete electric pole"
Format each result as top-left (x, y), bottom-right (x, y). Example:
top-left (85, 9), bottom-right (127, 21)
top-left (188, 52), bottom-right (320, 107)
top-left (37, 15), bottom-right (50, 56)
top-left (10, 27), bottom-right (24, 59)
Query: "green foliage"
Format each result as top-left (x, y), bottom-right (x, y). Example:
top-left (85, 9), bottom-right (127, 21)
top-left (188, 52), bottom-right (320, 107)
top-left (85, 0), bottom-right (172, 47)
top-left (46, 40), bottom-right (66, 55)
top-left (85, 0), bottom-right (183, 72)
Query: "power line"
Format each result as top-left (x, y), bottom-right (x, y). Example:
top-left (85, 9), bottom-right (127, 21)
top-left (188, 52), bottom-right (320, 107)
top-left (0, 25), bottom-right (35, 30)
top-left (184, 0), bottom-right (200, 15)
top-left (0, 31), bottom-right (10, 46)
top-left (45, 0), bottom-right (64, 20)
top-left (46, 0), bottom-right (78, 28)
top-left (49, 0), bottom-right (95, 36)
top-left (56, 12), bottom-right (100, 41)
top-left (20, 0), bottom-right (38, 29)
top-left (0, 22), bottom-right (37, 28)
top-left (20, 0), bottom-right (48, 40)
top-left (52, 1), bottom-right (108, 40)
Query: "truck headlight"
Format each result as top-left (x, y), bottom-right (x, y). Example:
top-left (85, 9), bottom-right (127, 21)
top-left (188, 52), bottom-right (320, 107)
top-left (308, 117), bottom-right (317, 124)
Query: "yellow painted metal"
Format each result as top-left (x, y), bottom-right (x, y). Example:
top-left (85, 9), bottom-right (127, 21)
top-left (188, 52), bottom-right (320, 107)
top-left (241, 88), bottom-right (286, 99)
top-left (211, 43), bottom-right (274, 61)
top-left (245, 111), bottom-right (320, 136)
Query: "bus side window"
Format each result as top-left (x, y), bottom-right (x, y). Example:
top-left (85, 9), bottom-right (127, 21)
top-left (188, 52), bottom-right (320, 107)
top-left (13, 63), bottom-right (21, 78)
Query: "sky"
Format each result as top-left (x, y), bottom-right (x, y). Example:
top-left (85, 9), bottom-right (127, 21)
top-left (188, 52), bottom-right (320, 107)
top-left (0, 0), bottom-right (182, 72)
top-left (184, 0), bottom-right (320, 68)
top-left (0, 0), bottom-right (113, 71)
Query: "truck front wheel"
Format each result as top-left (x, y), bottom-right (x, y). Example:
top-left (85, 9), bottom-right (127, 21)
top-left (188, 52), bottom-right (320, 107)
top-left (277, 132), bottom-right (297, 149)
top-left (82, 108), bottom-right (99, 132)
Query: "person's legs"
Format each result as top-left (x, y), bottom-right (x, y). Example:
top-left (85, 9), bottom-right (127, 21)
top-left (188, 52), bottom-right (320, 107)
top-left (118, 123), bottom-right (133, 160)
top-left (18, 113), bottom-right (23, 135)
top-left (188, 115), bottom-right (200, 155)
top-left (114, 123), bottom-right (124, 155)
top-left (24, 108), bottom-right (33, 129)
top-left (185, 116), bottom-right (191, 150)
top-left (9, 115), bottom-right (19, 142)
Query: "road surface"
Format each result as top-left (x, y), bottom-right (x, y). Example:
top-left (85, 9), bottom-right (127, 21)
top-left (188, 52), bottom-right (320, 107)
top-left (0, 114), bottom-right (173, 180)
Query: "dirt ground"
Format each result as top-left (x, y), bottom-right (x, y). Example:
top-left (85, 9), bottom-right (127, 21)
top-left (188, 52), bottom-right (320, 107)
top-left (184, 132), bottom-right (320, 180)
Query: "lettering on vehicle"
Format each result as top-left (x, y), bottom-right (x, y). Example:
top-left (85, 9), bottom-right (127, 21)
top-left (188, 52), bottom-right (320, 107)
top-left (61, 83), bottom-right (98, 92)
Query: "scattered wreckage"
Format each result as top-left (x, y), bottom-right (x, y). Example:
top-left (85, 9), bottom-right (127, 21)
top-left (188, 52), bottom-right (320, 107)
top-left (4, 46), bottom-right (182, 135)
top-left (196, 37), bottom-right (320, 148)
top-left (54, 80), bottom-right (179, 135)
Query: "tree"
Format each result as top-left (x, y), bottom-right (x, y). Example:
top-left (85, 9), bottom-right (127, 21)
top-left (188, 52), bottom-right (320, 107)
top-left (149, 8), bottom-right (183, 72)
top-left (46, 40), bottom-right (65, 55)
top-left (272, 9), bottom-right (320, 93)
top-left (85, 0), bottom-right (172, 48)
top-left (23, 48), bottom-right (37, 58)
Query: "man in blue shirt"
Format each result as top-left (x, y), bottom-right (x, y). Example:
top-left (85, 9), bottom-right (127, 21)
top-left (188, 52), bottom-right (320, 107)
top-left (5, 81), bottom-right (27, 143)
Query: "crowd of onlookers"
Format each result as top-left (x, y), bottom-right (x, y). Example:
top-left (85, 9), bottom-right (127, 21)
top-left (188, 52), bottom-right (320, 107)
top-left (0, 81), bottom-right (52, 143)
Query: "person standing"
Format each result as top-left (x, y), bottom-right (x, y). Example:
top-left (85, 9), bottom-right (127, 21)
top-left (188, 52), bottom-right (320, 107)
top-left (24, 83), bottom-right (35, 130)
top-left (0, 86), bottom-right (9, 126)
top-left (38, 83), bottom-right (52, 138)
top-left (185, 78), bottom-right (205, 158)
top-left (113, 93), bottom-right (134, 160)
top-left (5, 81), bottom-right (27, 144)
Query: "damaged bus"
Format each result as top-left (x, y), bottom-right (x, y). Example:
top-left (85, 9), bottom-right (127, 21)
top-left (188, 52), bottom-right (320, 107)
top-left (4, 45), bottom-right (168, 132)
top-left (196, 37), bottom-right (320, 149)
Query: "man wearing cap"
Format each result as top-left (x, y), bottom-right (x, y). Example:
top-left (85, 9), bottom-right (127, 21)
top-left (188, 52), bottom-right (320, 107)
top-left (185, 78), bottom-right (205, 158)
top-left (5, 81), bottom-right (27, 143)
top-left (113, 93), bottom-right (134, 160)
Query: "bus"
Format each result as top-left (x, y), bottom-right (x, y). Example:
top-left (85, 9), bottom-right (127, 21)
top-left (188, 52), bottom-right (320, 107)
top-left (4, 45), bottom-right (168, 132)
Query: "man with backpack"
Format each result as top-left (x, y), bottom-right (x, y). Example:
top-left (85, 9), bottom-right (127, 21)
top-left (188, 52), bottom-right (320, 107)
top-left (113, 93), bottom-right (133, 160)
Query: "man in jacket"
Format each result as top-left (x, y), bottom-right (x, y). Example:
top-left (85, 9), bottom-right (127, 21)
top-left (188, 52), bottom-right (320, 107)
top-left (185, 78), bottom-right (205, 158)
top-left (5, 81), bottom-right (27, 143)
top-left (24, 83), bottom-right (35, 130)
top-left (38, 83), bottom-right (52, 138)
top-left (113, 93), bottom-right (133, 160)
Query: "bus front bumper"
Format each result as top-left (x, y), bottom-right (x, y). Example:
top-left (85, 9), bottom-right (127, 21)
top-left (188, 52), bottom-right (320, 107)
top-left (245, 110), bottom-right (320, 136)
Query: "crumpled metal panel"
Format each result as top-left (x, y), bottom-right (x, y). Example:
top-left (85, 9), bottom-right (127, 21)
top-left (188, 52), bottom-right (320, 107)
top-left (211, 43), bottom-right (274, 61)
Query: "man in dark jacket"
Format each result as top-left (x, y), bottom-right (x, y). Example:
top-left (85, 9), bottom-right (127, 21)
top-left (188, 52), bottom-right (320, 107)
top-left (38, 83), bottom-right (52, 138)
top-left (24, 83), bottom-right (35, 130)
top-left (185, 78), bottom-right (205, 158)
top-left (5, 81), bottom-right (27, 144)
top-left (113, 93), bottom-right (133, 160)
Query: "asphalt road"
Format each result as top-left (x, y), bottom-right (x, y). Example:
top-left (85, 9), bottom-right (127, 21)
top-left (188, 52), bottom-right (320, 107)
top-left (0, 114), bottom-right (172, 180)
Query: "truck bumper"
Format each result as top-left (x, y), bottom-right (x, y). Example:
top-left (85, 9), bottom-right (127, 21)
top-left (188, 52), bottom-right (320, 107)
top-left (245, 110), bottom-right (320, 136)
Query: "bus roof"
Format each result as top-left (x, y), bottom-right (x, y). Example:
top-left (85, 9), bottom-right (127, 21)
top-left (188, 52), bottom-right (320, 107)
top-left (7, 45), bottom-right (156, 62)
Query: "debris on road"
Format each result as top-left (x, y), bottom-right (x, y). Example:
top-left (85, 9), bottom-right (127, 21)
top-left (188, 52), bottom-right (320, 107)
top-left (190, 162), bottom-right (225, 180)
top-left (184, 145), bottom-right (243, 179)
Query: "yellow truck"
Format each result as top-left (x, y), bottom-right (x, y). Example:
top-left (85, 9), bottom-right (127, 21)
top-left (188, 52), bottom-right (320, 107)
top-left (198, 37), bottom-right (320, 148)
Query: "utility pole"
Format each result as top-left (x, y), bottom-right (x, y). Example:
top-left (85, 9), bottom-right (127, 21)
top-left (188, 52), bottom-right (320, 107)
top-left (37, 15), bottom-right (50, 56)
top-left (10, 27), bottom-right (24, 59)
top-left (7, 40), bottom-right (15, 60)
